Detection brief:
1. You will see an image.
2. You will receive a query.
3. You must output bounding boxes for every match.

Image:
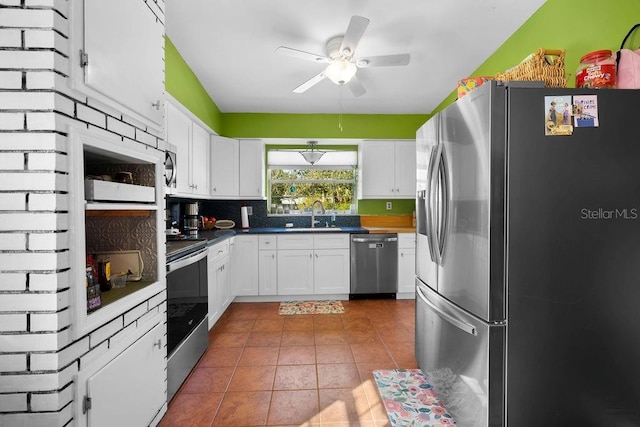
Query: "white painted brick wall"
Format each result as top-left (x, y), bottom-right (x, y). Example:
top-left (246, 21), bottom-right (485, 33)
top-left (0, 152), bottom-right (24, 170)
top-left (0, 194), bottom-right (26, 210)
top-left (0, 329), bottom-right (72, 353)
top-left (0, 354), bottom-right (27, 372)
top-left (0, 172), bottom-right (67, 192)
top-left (0, 394), bottom-right (28, 412)
top-left (0, 290), bottom-right (69, 312)
top-left (31, 337), bottom-right (90, 371)
top-left (0, 8), bottom-right (56, 28)
top-left (0, 112), bottom-right (25, 129)
top-left (30, 308), bottom-right (71, 332)
top-left (28, 231), bottom-right (69, 251)
top-left (0, 28), bottom-right (21, 47)
top-left (0, 233), bottom-right (27, 250)
top-left (0, 273), bottom-right (27, 291)
top-left (77, 104), bottom-right (107, 128)
top-left (106, 116), bottom-right (135, 139)
top-left (0, 71), bottom-right (22, 89)
top-left (0, 51), bottom-right (56, 69)
top-left (29, 270), bottom-right (69, 292)
top-left (0, 1), bottom-right (167, 423)
top-left (0, 132), bottom-right (64, 151)
top-left (0, 212), bottom-right (68, 232)
top-left (28, 193), bottom-right (68, 211)
top-left (30, 385), bottom-right (74, 412)
top-left (89, 317), bottom-right (124, 348)
top-left (27, 152), bottom-right (68, 172)
top-left (0, 314), bottom-right (28, 332)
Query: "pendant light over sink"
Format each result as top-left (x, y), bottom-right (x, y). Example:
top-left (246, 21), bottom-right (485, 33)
top-left (299, 141), bottom-right (325, 165)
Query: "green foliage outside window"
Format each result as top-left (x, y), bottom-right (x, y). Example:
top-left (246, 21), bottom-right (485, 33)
top-left (270, 168), bottom-right (356, 213)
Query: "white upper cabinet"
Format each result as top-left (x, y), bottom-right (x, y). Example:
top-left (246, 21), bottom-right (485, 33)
top-left (166, 102), bottom-right (210, 196)
top-left (77, 0), bottom-right (164, 126)
top-left (360, 140), bottom-right (416, 198)
top-left (239, 139), bottom-right (265, 199)
top-left (210, 135), bottom-right (240, 198)
top-left (191, 123), bottom-right (210, 196)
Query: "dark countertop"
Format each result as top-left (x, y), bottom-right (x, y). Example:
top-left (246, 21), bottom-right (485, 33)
top-left (195, 226), bottom-right (369, 247)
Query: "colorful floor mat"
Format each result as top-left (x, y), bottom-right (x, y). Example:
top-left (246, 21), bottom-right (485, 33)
top-left (373, 369), bottom-right (457, 426)
top-left (278, 300), bottom-right (345, 315)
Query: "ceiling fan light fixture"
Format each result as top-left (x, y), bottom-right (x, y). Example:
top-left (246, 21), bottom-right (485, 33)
top-left (299, 141), bottom-right (326, 165)
top-left (325, 58), bottom-right (357, 85)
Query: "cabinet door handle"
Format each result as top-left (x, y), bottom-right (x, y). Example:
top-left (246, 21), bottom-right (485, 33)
top-left (153, 339), bottom-right (162, 349)
top-left (152, 100), bottom-right (161, 110)
top-left (272, 254), bottom-right (275, 259)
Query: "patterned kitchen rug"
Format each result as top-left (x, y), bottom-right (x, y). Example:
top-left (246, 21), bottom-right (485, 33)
top-left (278, 300), bottom-right (345, 315)
top-left (373, 369), bottom-right (457, 426)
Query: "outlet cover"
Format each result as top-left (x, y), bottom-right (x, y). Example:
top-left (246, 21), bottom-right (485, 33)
top-left (386, 202), bottom-right (392, 210)
top-left (247, 206), bottom-right (253, 215)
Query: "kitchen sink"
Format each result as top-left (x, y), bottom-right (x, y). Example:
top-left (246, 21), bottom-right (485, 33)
top-left (284, 227), bottom-right (342, 232)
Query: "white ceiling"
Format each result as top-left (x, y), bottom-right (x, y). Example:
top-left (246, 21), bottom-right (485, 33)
top-left (165, 0), bottom-right (546, 115)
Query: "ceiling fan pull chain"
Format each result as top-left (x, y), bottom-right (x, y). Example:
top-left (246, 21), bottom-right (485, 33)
top-left (338, 85), bottom-right (344, 132)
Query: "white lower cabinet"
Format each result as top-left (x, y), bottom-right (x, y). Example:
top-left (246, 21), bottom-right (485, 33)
top-left (276, 233), bottom-right (350, 295)
top-left (208, 240), bottom-right (230, 329)
top-left (277, 249), bottom-right (314, 294)
top-left (398, 232), bottom-right (417, 297)
top-left (82, 322), bottom-right (165, 427)
top-left (232, 235), bottom-right (259, 296)
top-left (258, 235), bottom-right (277, 295)
top-left (313, 249), bottom-right (350, 294)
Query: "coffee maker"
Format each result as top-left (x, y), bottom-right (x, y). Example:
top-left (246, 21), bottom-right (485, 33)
top-left (183, 202), bottom-right (199, 237)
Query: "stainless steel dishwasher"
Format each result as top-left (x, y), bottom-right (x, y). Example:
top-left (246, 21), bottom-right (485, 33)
top-left (350, 233), bottom-right (398, 298)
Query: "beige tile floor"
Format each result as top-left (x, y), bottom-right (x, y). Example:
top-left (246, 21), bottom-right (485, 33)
top-left (160, 298), bottom-right (417, 426)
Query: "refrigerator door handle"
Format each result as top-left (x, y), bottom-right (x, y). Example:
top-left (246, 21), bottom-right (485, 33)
top-left (426, 145), bottom-right (440, 263)
top-left (435, 146), bottom-right (450, 264)
top-left (417, 284), bottom-right (477, 336)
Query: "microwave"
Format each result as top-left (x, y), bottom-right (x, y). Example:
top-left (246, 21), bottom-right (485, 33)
top-left (164, 143), bottom-right (177, 194)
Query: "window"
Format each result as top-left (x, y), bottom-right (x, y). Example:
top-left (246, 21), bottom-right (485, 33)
top-left (267, 147), bottom-right (357, 214)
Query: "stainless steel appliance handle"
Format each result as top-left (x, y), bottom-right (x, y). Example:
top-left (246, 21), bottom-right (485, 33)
top-left (352, 237), bottom-right (398, 243)
top-left (426, 145), bottom-right (441, 263)
top-left (416, 285), bottom-right (477, 336)
top-left (435, 147), bottom-right (450, 264)
top-left (164, 151), bottom-right (175, 186)
top-left (416, 189), bottom-right (428, 237)
top-left (167, 247), bottom-right (208, 272)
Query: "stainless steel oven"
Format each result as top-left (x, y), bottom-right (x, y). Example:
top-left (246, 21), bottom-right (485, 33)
top-left (166, 240), bottom-right (208, 401)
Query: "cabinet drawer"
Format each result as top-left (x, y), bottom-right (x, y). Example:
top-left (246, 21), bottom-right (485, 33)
top-left (314, 233), bottom-right (350, 249)
top-left (208, 240), bottom-right (229, 261)
top-left (259, 235), bottom-right (277, 250)
top-left (277, 234), bottom-right (313, 250)
top-left (398, 232), bottom-right (416, 248)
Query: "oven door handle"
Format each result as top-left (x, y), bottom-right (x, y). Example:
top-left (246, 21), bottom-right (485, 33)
top-left (167, 248), bottom-right (208, 272)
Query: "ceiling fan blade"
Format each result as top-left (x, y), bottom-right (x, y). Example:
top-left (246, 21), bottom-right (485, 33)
top-left (340, 15), bottom-right (370, 57)
top-left (275, 46), bottom-right (330, 63)
top-left (356, 53), bottom-right (411, 68)
top-left (347, 75), bottom-right (366, 97)
top-left (293, 71), bottom-right (327, 93)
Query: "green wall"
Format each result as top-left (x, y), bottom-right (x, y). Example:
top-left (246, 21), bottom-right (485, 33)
top-left (165, 37), bottom-right (223, 133)
top-left (222, 113), bottom-right (427, 139)
top-left (433, 0), bottom-right (640, 113)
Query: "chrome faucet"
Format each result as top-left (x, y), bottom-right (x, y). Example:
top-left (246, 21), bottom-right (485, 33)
top-left (311, 200), bottom-right (325, 228)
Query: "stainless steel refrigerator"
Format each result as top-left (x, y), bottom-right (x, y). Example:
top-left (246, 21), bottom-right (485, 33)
top-left (415, 81), bottom-right (640, 427)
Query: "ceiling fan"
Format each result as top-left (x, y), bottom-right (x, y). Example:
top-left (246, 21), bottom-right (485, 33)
top-left (275, 15), bottom-right (411, 97)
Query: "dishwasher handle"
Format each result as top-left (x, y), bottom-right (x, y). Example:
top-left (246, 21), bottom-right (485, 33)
top-left (352, 237), bottom-right (398, 243)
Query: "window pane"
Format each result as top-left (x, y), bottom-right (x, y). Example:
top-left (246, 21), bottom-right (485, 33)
top-left (269, 168), bottom-right (356, 212)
